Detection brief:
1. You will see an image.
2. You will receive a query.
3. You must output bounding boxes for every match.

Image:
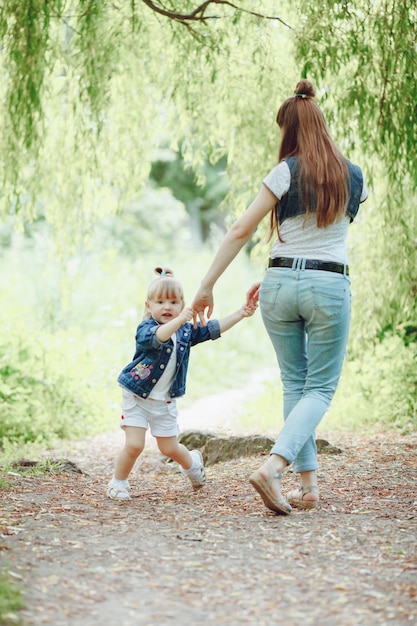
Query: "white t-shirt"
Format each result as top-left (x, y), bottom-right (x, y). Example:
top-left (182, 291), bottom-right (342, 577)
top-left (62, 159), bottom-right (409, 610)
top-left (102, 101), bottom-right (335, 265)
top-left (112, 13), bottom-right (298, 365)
top-left (148, 334), bottom-right (177, 400)
top-left (263, 160), bottom-right (368, 264)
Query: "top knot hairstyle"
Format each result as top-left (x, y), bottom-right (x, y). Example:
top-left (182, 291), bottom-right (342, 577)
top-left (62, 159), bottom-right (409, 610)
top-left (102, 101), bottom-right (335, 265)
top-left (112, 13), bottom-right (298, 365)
top-left (154, 266), bottom-right (174, 279)
top-left (274, 79), bottom-right (349, 229)
top-left (293, 79), bottom-right (315, 99)
top-left (276, 79), bottom-right (320, 149)
top-left (144, 266), bottom-right (185, 319)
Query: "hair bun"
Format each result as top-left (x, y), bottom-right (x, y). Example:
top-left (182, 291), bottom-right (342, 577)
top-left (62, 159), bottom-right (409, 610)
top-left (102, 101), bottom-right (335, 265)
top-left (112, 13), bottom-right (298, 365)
top-left (294, 79), bottom-right (315, 99)
top-left (154, 266), bottom-right (174, 278)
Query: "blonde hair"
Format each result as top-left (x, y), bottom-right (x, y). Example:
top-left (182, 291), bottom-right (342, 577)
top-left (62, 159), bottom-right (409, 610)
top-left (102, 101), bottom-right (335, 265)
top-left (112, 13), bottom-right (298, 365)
top-left (270, 79), bottom-right (349, 241)
top-left (143, 266), bottom-right (185, 319)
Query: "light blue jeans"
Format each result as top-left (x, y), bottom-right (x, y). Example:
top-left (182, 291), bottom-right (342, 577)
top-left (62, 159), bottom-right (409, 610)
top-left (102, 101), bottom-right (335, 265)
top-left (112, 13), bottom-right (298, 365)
top-left (259, 264), bottom-right (351, 473)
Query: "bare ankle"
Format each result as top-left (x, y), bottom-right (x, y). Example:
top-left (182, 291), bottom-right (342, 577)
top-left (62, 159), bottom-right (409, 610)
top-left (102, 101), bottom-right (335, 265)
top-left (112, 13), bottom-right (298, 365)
top-left (267, 454), bottom-right (287, 473)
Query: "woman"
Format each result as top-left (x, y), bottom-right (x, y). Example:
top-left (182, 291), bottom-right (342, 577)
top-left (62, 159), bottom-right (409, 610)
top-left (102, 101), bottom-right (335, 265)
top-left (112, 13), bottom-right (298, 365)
top-left (192, 80), bottom-right (368, 515)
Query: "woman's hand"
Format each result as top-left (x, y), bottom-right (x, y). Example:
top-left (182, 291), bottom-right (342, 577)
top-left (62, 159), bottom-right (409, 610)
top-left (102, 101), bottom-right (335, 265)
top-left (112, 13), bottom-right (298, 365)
top-left (192, 286), bottom-right (214, 326)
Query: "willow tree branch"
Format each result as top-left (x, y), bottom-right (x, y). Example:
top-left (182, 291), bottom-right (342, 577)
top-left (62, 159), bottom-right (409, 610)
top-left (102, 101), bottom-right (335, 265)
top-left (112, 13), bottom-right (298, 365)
top-left (140, 0), bottom-right (292, 29)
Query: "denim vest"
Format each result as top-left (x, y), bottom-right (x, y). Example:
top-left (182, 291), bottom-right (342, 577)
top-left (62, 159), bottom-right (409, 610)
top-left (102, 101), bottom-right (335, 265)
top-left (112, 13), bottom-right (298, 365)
top-left (117, 317), bottom-right (221, 399)
top-left (277, 156), bottom-right (364, 225)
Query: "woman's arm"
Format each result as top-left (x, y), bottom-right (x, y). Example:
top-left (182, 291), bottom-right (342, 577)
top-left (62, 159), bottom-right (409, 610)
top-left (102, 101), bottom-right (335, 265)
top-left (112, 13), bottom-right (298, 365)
top-left (192, 184), bottom-right (276, 322)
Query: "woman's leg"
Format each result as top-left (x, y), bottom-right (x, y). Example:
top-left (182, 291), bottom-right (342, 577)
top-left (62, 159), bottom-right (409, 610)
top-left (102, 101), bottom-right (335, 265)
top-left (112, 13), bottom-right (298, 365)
top-left (261, 271), bottom-right (350, 468)
top-left (114, 426), bottom-right (147, 480)
top-left (259, 270), bottom-right (317, 467)
top-left (257, 270), bottom-right (350, 509)
top-left (287, 274), bottom-right (350, 504)
top-left (268, 305), bottom-right (319, 498)
top-left (283, 400), bottom-right (318, 501)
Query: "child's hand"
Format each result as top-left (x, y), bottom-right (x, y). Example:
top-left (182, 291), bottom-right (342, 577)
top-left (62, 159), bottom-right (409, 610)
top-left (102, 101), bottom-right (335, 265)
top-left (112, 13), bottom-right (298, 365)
top-left (246, 282), bottom-right (260, 305)
top-left (240, 297), bottom-right (258, 318)
top-left (179, 306), bottom-right (194, 325)
top-left (239, 283), bottom-right (260, 318)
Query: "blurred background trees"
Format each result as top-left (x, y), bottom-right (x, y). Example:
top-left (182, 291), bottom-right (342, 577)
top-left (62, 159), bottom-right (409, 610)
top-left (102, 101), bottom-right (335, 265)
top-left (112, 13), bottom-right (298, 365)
top-left (0, 0), bottom-right (415, 451)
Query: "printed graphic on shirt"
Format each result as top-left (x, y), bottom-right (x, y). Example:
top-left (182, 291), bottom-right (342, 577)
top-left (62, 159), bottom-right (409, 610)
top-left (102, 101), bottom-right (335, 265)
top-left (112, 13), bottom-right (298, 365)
top-left (129, 362), bottom-right (153, 381)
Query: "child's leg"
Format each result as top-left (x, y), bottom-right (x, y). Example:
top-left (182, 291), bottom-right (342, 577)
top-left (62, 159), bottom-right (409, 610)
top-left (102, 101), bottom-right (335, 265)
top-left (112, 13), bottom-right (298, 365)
top-left (156, 436), bottom-right (206, 489)
top-left (114, 426), bottom-right (146, 479)
top-left (156, 436), bottom-right (192, 469)
top-left (108, 427), bottom-right (147, 500)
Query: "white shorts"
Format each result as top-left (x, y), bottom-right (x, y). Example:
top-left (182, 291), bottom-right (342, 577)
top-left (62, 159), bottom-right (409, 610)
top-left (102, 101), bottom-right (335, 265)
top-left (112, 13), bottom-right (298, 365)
top-left (120, 388), bottom-right (179, 437)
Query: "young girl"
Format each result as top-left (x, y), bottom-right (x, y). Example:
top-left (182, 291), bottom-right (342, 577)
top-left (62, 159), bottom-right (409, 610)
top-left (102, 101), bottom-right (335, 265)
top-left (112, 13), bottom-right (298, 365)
top-left (107, 266), bottom-right (257, 500)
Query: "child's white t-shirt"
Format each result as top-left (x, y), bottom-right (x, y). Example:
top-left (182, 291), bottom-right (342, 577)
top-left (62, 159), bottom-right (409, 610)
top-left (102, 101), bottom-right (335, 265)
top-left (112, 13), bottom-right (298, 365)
top-left (148, 334), bottom-right (177, 400)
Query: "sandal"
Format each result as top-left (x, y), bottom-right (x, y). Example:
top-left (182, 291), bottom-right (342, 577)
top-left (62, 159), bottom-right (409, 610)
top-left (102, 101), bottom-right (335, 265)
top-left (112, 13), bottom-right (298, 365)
top-left (287, 486), bottom-right (319, 510)
top-left (249, 468), bottom-right (292, 515)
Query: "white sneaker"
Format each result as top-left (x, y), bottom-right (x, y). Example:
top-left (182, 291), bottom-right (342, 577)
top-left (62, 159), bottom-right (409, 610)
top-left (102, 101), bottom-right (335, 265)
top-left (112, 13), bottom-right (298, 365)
top-left (107, 478), bottom-right (131, 500)
top-left (180, 450), bottom-right (206, 489)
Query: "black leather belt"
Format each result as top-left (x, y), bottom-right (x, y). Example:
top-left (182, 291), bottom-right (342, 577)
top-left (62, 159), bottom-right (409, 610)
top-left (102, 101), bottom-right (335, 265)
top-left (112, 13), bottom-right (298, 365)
top-left (268, 257), bottom-right (349, 275)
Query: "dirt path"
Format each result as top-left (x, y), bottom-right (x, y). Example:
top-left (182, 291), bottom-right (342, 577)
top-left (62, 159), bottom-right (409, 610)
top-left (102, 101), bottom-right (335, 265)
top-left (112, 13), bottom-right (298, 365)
top-left (1, 386), bottom-right (417, 626)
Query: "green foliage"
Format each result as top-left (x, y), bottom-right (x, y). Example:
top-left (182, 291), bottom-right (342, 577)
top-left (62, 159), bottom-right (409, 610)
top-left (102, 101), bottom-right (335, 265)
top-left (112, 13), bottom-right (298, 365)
top-left (295, 0), bottom-right (417, 191)
top-left (0, 570), bottom-right (23, 626)
top-left (0, 0), bottom-right (50, 182)
top-left (241, 334), bottom-right (416, 434)
top-left (347, 185), bottom-right (417, 345)
top-left (74, 0), bottom-right (119, 122)
top-left (0, 322), bottom-right (111, 448)
top-left (91, 185), bottom-right (191, 259)
top-left (149, 146), bottom-right (229, 241)
top-left (0, 1), bottom-right (295, 228)
top-left (331, 335), bottom-right (417, 432)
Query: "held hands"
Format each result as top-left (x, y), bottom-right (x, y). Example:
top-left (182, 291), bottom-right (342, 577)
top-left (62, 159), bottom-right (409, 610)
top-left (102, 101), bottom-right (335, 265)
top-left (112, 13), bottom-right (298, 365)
top-left (192, 282), bottom-right (260, 327)
top-left (240, 291), bottom-right (258, 318)
top-left (191, 286), bottom-right (213, 327)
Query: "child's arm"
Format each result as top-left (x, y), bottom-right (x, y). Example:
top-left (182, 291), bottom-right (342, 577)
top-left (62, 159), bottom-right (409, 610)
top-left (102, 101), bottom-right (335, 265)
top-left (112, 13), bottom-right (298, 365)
top-left (217, 296), bottom-right (258, 334)
top-left (155, 306), bottom-right (194, 343)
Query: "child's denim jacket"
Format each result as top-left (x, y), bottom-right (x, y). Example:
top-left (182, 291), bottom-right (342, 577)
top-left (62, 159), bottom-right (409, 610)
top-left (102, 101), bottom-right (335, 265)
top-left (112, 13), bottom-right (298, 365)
top-left (117, 317), bottom-right (221, 399)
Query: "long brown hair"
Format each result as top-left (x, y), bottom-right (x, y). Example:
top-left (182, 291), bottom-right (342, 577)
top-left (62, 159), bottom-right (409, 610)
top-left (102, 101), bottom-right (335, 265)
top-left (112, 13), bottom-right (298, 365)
top-left (270, 80), bottom-right (349, 239)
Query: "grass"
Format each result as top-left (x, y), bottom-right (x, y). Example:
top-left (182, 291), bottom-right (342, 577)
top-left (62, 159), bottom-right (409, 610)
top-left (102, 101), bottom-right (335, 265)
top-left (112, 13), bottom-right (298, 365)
top-left (0, 477), bottom-right (13, 490)
top-left (0, 570), bottom-right (24, 626)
